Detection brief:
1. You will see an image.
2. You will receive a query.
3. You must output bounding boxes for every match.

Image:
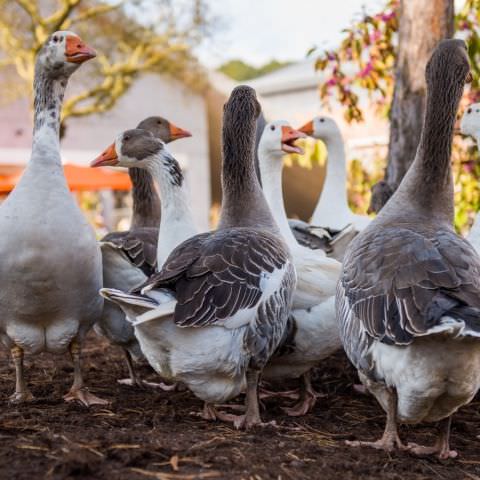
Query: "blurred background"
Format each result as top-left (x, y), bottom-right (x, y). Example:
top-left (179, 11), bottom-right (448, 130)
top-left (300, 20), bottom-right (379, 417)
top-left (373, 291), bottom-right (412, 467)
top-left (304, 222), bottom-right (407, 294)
top-left (0, 0), bottom-right (479, 236)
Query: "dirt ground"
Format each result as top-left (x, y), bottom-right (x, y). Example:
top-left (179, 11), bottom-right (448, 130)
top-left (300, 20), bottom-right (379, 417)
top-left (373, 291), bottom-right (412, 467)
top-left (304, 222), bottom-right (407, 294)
top-left (1, 334), bottom-right (480, 480)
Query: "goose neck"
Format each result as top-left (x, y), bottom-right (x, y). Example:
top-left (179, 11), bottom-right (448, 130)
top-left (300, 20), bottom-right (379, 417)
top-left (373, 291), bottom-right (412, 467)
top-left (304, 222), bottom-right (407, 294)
top-left (388, 76), bottom-right (464, 223)
top-left (258, 148), bottom-right (298, 246)
top-left (311, 133), bottom-right (350, 224)
top-left (129, 168), bottom-right (161, 229)
top-left (146, 159), bottom-right (196, 266)
top-left (218, 95), bottom-right (278, 232)
top-left (32, 69), bottom-right (67, 158)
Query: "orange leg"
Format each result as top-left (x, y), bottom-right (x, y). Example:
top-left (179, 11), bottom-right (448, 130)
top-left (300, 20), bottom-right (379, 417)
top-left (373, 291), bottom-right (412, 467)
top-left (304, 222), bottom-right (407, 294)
top-left (63, 340), bottom-right (109, 407)
top-left (9, 345), bottom-right (34, 403)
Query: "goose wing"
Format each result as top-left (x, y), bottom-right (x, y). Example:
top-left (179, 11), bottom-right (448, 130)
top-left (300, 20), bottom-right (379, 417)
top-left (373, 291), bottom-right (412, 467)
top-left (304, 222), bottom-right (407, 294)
top-left (340, 226), bottom-right (480, 348)
top-left (102, 227), bottom-right (158, 276)
top-left (139, 227), bottom-right (293, 329)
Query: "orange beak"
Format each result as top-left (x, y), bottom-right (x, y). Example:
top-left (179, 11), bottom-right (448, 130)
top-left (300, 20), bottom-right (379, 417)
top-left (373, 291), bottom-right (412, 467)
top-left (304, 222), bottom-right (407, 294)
top-left (298, 120), bottom-right (314, 136)
top-left (169, 122), bottom-right (192, 140)
top-left (91, 143), bottom-right (118, 167)
top-left (65, 35), bottom-right (96, 64)
top-left (281, 126), bottom-right (306, 154)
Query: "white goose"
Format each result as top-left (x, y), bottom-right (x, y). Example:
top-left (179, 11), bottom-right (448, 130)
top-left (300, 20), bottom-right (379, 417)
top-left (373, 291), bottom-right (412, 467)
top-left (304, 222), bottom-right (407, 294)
top-left (258, 120), bottom-right (342, 415)
top-left (96, 86), bottom-right (296, 429)
top-left (459, 102), bottom-right (480, 250)
top-left (299, 116), bottom-right (370, 231)
top-left (95, 117), bottom-right (192, 388)
top-left (0, 31), bottom-right (106, 406)
top-left (337, 39), bottom-right (480, 458)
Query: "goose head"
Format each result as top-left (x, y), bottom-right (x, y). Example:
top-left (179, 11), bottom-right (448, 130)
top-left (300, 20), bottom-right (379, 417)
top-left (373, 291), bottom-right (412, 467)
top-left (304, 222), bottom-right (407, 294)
top-left (36, 31), bottom-right (96, 76)
top-left (258, 120), bottom-right (306, 157)
top-left (137, 116), bottom-right (192, 143)
top-left (460, 103), bottom-right (480, 139)
top-left (298, 116), bottom-right (341, 143)
top-left (91, 129), bottom-right (181, 184)
top-left (425, 39), bottom-right (471, 92)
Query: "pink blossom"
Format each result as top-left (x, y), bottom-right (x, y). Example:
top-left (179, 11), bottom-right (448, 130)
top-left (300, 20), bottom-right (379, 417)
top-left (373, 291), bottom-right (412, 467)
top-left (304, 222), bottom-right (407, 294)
top-left (358, 62), bottom-right (373, 78)
top-left (380, 11), bottom-right (395, 22)
top-left (326, 77), bottom-right (337, 87)
top-left (370, 30), bottom-right (381, 42)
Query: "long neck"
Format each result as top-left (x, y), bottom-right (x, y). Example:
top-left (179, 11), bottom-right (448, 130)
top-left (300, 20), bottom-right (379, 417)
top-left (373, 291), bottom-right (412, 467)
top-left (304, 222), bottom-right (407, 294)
top-left (129, 168), bottom-right (161, 229)
top-left (382, 77), bottom-right (463, 225)
top-left (258, 148), bottom-right (298, 247)
top-left (219, 111), bottom-right (277, 232)
top-left (311, 132), bottom-right (350, 225)
top-left (31, 68), bottom-right (67, 166)
top-left (147, 160), bottom-right (197, 267)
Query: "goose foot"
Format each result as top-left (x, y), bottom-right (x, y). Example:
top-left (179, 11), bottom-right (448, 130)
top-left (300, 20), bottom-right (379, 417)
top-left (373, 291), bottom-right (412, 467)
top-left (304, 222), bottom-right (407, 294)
top-left (64, 387), bottom-right (109, 407)
top-left (346, 387), bottom-right (407, 453)
top-left (9, 390), bottom-right (34, 404)
top-left (195, 405), bottom-right (276, 430)
top-left (117, 377), bottom-right (179, 391)
top-left (346, 435), bottom-right (407, 453)
top-left (198, 371), bottom-right (273, 430)
top-left (407, 417), bottom-right (457, 460)
top-left (282, 372), bottom-right (318, 416)
top-left (259, 387), bottom-right (299, 400)
top-left (407, 443), bottom-right (457, 459)
top-left (64, 340), bottom-right (109, 407)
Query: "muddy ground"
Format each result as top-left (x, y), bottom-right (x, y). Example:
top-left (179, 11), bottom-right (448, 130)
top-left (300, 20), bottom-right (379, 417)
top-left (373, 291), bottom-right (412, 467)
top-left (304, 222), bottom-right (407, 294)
top-left (0, 333), bottom-right (479, 480)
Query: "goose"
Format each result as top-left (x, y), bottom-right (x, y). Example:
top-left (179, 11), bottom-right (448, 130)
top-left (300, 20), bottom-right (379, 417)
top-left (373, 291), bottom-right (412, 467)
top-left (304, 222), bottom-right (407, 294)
top-left (337, 39), bottom-right (480, 458)
top-left (298, 115), bottom-right (370, 231)
top-left (459, 102), bottom-right (480, 250)
top-left (95, 86), bottom-right (296, 429)
top-left (257, 120), bottom-right (342, 415)
top-left (128, 116), bottom-right (192, 230)
top-left (0, 31), bottom-right (106, 406)
top-left (95, 117), bottom-right (191, 388)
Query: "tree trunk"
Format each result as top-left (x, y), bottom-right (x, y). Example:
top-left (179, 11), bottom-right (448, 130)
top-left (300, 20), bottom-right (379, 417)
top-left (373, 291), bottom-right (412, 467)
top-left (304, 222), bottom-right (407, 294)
top-left (369, 0), bottom-right (454, 213)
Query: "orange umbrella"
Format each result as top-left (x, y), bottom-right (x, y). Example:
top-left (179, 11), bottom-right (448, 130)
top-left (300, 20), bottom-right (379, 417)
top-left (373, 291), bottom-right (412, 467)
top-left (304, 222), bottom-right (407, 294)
top-left (0, 164), bottom-right (132, 193)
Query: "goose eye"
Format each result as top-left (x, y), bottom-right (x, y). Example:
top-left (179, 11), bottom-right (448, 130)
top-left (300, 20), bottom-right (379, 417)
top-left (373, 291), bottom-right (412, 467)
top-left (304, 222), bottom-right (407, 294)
top-left (270, 125), bottom-right (275, 131)
top-left (124, 135), bottom-right (130, 141)
top-left (468, 108), bottom-right (472, 114)
top-left (52, 36), bottom-right (58, 43)
top-left (157, 120), bottom-right (162, 125)
top-left (320, 118), bottom-right (325, 122)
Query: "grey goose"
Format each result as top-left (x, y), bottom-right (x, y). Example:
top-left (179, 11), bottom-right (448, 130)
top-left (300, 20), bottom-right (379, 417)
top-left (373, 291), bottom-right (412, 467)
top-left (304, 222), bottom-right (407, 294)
top-left (95, 116), bottom-right (192, 388)
top-left (337, 39), bottom-right (480, 458)
top-left (99, 86), bottom-right (296, 429)
top-left (0, 31), bottom-right (106, 406)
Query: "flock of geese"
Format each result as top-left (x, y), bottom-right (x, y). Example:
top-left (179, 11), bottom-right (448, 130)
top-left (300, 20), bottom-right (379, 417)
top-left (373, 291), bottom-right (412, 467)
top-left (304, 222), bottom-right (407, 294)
top-left (3, 31), bottom-right (480, 460)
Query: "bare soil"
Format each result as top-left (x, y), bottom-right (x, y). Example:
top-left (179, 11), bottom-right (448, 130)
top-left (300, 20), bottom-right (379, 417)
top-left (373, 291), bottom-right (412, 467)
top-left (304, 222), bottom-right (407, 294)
top-left (1, 333), bottom-right (480, 480)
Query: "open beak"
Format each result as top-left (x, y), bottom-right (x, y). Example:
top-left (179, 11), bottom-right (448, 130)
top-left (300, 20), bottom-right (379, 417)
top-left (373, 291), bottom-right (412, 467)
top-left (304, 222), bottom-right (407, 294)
top-left (169, 122), bottom-right (192, 140)
top-left (91, 143), bottom-right (118, 167)
top-left (65, 35), bottom-right (96, 64)
top-left (298, 120), bottom-right (314, 136)
top-left (281, 126), bottom-right (306, 154)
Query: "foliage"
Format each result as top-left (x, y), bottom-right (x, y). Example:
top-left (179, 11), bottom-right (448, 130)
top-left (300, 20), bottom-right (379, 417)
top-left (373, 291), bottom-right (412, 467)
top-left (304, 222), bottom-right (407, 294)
top-left (310, 0), bottom-right (480, 231)
top-left (0, 0), bottom-right (210, 128)
top-left (218, 58), bottom-right (291, 81)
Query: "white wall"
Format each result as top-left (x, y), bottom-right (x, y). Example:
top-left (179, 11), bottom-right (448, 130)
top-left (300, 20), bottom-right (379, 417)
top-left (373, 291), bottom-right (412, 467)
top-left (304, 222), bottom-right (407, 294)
top-left (0, 73), bottom-right (211, 231)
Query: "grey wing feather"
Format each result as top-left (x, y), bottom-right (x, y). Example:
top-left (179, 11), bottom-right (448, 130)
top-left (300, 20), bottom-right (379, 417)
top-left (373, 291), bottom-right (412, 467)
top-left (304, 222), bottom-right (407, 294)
top-left (102, 227), bottom-right (158, 276)
top-left (339, 226), bottom-right (480, 355)
top-left (139, 228), bottom-right (292, 330)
